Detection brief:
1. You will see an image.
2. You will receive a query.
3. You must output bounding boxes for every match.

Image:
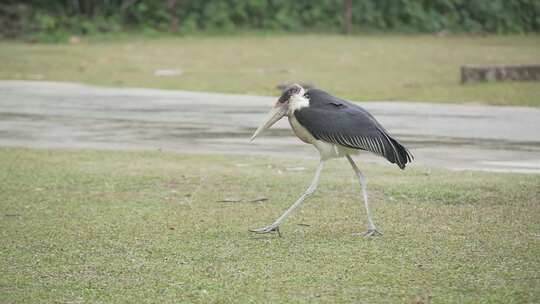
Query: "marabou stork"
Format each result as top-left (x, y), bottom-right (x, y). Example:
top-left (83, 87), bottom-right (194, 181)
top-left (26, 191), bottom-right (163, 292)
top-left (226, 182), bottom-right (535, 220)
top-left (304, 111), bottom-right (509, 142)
top-left (250, 84), bottom-right (413, 237)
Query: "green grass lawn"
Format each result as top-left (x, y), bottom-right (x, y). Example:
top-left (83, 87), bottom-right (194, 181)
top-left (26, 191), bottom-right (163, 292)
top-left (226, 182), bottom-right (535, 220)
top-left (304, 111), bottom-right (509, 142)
top-left (1, 147), bottom-right (539, 303)
top-left (1, 34), bottom-right (539, 106)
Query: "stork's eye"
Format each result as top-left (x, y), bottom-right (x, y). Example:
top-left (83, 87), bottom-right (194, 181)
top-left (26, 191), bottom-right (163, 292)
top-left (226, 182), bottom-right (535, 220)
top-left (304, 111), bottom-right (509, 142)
top-left (278, 93), bottom-right (289, 103)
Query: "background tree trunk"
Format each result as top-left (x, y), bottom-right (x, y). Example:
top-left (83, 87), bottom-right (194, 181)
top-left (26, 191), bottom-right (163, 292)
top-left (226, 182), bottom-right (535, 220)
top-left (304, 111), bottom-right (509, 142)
top-left (344, 0), bottom-right (352, 34)
top-left (168, 0), bottom-right (181, 33)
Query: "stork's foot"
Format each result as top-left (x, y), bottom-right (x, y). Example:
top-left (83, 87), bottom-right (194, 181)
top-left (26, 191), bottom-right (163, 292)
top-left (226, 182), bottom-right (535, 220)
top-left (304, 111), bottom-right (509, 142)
top-left (249, 224), bottom-right (281, 237)
top-left (363, 229), bottom-right (382, 237)
top-left (354, 229), bottom-right (383, 238)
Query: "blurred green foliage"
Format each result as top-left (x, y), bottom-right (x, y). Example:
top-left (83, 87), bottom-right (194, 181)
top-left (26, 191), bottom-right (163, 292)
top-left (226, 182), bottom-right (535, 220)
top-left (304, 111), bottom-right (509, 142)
top-left (1, 0), bottom-right (539, 41)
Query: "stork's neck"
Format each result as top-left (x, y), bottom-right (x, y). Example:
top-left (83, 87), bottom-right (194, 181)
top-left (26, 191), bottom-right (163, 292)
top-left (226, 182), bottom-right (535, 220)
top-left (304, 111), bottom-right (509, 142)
top-left (288, 93), bottom-right (310, 115)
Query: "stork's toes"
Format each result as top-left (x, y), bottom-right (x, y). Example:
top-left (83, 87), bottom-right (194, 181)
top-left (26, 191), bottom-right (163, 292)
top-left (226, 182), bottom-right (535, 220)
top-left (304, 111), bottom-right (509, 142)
top-left (249, 224), bottom-right (281, 237)
top-left (362, 229), bottom-right (383, 237)
top-left (353, 229), bottom-right (383, 237)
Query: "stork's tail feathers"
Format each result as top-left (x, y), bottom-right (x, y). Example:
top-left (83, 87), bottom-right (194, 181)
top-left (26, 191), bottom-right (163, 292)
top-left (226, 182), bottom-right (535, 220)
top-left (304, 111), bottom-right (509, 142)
top-left (386, 136), bottom-right (413, 169)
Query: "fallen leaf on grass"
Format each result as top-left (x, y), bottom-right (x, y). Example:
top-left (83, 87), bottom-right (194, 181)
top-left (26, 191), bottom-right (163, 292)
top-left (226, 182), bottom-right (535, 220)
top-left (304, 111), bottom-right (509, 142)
top-left (247, 197), bottom-right (268, 203)
top-left (217, 198), bottom-right (242, 203)
top-left (217, 197), bottom-right (268, 203)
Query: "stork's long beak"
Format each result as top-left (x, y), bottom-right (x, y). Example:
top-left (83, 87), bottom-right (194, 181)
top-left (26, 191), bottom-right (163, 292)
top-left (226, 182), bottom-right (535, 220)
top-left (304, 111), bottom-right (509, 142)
top-left (250, 105), bottom-right (287, 141)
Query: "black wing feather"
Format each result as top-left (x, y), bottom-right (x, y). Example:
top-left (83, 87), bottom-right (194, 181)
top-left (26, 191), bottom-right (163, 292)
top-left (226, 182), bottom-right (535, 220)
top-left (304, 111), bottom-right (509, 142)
top-left (296, 89), bottom-right (413, 169)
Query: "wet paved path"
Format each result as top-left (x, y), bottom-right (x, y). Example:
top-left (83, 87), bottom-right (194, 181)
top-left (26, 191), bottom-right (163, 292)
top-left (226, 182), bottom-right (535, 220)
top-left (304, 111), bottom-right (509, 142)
top-left (1, 81), bottom-right (539, 173)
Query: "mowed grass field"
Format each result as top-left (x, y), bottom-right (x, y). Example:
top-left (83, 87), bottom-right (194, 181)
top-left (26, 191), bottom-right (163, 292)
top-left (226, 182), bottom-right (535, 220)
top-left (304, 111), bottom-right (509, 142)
top-left (1, 148), bottom-right (539, 303)
top-left (1, 34), bottom-right (539, 106)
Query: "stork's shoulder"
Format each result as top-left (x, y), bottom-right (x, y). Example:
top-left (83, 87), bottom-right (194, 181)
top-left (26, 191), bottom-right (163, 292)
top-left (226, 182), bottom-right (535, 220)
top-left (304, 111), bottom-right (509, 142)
top-left (306, 89), bottom-right (347, 107)
top-left (306, 89), bottom-right (368, 114)
top-left (297, 88), bottom-right (386, 132)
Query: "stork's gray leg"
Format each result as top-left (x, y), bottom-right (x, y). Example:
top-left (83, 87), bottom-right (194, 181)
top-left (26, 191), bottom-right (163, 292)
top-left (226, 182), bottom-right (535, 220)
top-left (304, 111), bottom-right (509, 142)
top-left (250, 159), bottom-right (325, 236)
top-left (346, 155), bottom-right (382, 237)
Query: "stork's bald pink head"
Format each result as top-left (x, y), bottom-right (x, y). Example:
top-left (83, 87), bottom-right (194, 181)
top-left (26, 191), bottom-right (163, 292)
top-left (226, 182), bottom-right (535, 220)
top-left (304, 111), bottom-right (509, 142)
top-left (250, 84), bottom-right (306, 141)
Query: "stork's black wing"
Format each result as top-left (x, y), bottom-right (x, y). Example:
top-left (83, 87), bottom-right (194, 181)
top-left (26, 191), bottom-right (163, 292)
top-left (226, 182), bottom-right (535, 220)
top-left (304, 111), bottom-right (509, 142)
top-left (295, 89), bottom-right (413, 169)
